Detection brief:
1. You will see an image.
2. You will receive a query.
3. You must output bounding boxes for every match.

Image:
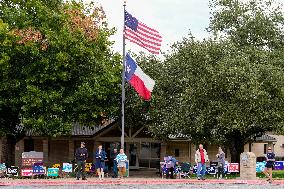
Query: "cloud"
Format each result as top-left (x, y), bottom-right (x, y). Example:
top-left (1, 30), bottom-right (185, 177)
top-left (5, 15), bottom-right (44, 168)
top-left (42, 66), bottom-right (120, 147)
top-left (83, 0), bottom-right (211, 55)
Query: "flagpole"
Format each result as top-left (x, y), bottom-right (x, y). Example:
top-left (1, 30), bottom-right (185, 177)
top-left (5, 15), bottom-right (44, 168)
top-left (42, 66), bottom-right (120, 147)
top-left (121, 0), bottom-right (126, 149)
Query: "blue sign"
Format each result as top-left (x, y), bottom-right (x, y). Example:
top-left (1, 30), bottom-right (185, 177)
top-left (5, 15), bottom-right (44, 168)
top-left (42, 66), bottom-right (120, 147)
top-left (32, 162), bottom-right (45, 175)
top-left (274, 161), bottom-right (284, 170)
top-left (192, 165), bottom-right (216, 174)
top-left (256, 162), bottom-right (266, 173)
top-left (0, 163), bottom-right (6, 171)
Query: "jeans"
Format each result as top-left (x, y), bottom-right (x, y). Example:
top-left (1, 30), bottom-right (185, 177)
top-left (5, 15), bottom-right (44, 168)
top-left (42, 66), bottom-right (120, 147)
top-left (113, 161), bottom-right (118, 177)
top-left (197, 163), bottom-right (206, 178)
top-left (76, 161), bottom-right (86, 179)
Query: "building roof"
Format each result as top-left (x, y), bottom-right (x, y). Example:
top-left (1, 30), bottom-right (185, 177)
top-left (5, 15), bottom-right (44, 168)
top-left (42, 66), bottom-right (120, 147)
top-left (255, 134), bottom-right (277, 142)
top-left (25, 120), bottom-right (115, 137)
top-left (168, 133), bottom-right (190, 140)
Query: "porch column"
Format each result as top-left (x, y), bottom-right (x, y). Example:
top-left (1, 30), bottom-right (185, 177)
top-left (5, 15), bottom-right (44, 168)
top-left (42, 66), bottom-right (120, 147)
top-left (160, 143), bottom-right (167, 161)
top-left (15, 139), bottom-right (24, 167)
top-left (68, 139), bottom-right (74, 161)
top-left (43, 139), bottom-right (49, 165)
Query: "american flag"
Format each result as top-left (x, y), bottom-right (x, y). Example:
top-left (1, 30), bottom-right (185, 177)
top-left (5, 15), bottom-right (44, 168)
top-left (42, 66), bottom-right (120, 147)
top-left (124, 11), bottom-right (162, 54)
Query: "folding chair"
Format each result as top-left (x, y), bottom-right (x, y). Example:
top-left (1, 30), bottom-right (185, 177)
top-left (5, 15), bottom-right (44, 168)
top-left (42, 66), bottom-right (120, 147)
top-left (179, 162), bottom-right (191, 178)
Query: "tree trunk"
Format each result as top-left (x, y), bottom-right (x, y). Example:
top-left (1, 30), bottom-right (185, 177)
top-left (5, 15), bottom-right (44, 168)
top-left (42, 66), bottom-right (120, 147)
top-left (229, 135), bottom-right (244, 163)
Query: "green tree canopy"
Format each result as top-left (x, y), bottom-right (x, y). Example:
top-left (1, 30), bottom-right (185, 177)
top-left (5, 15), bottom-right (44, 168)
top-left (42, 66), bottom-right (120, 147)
top-left (125, 0), bottom-right (284, 162)
top-left (0, 0), bottom-right (121, 137)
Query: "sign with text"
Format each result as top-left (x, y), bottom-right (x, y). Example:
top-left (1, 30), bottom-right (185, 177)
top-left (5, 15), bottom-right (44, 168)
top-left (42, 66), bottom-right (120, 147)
top-left (33, 162), bottom-right (45, 175)
top-left (274, 161), bottom-right (284, 170)
top-left (47, 168), bottom-right (59, 177)
top-left (22, 151), bottom-right (43, 166)
top-left (227, 163), bottom-right (239, 173)
top-left (21, 168), bottom-right (33, 177)
top-left (62, 163), bottom-right (72, 173)
top-left (6, 166), bottom-right (19, 176)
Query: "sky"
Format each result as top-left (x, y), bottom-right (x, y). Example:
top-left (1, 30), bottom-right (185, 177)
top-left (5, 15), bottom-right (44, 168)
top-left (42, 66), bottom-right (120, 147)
top-left (83, 0), bottom-right (212, 56)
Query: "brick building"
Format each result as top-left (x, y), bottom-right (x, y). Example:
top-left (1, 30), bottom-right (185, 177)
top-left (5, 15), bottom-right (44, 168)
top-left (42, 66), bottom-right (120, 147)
top-left (1, 121), bottom-right (284, 169)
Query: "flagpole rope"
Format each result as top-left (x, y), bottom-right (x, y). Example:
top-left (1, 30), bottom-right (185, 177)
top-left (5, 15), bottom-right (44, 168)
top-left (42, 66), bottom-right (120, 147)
top-left (121, 0), bottom-right (127, 149)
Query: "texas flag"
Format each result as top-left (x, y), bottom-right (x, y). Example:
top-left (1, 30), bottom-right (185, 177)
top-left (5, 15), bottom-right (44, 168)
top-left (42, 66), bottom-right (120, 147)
top-left (125, 53), bottom-right (155, 101)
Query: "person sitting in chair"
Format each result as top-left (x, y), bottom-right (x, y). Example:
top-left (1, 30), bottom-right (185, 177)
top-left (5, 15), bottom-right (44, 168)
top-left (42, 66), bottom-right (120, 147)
top-left (164, 155), bottom-right (178, 179)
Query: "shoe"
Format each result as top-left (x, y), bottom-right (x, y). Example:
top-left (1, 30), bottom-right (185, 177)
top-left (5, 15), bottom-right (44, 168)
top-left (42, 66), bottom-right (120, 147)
top-left (82, 178), bottom-right (87, 180)
top-left (202, 178), bottom-right (205, 180)
top-left (197, 177), bottom-right (201, 180)
top-left (76, 178), bottom-right (79, 180)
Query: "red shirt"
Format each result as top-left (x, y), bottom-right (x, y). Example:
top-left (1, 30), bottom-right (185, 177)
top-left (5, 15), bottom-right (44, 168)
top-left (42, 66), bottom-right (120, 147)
top-left (200, 149), bottom-right (205, 164)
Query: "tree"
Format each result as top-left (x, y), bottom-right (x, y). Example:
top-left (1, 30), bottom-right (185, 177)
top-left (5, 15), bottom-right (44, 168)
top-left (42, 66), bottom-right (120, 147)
top-left (0, 0), bottom-right (121, 164)
top-left (135, 0), bottom-right (284, 163)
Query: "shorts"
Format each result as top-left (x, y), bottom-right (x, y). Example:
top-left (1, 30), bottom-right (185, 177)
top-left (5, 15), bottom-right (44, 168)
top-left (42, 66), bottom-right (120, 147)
top-left (265, 164), bottom-right (273, 169)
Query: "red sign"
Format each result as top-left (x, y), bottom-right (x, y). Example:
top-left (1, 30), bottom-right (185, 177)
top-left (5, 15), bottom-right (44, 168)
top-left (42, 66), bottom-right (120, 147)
top-left (228, 163), bottom-right (239, 173)
top-left (21, 168), bottom-right (33, 176)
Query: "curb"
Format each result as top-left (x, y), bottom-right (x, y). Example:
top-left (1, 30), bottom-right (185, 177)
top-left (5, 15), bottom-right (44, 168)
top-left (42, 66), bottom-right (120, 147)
top-left (1, 179), bottom-right (284, 186)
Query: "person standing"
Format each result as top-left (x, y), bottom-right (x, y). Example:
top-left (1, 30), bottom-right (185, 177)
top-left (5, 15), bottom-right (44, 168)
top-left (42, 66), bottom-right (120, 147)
top-left (116, 149), bottom-right (128, 179)
top-left (75, 142), bottom-right (88, 180)
top-left (263, 146), bottom-right (275, 183)
top-left (111, 148), bottom-right (118, 178)
top-left (195, 144), bottom-right (209, 180)
top-left (95, 144), bottom-right (107, 180)
top-left (216, 147), bottom-right (225, 179)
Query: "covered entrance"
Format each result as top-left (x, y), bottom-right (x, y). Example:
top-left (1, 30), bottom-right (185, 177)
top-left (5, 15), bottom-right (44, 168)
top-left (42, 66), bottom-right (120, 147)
top-left (93, 123), bottom-right (161, 170)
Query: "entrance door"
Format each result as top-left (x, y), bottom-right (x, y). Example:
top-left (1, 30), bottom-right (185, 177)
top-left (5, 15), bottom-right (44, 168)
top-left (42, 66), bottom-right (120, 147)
top-left (128, 143), bottom-right (139, 169)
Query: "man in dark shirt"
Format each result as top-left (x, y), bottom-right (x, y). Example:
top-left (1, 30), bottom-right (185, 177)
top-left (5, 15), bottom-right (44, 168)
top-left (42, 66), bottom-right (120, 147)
top-left (75, 142), bottom-right (88, 180)
top-left (111, 148), bottom-right (118, 178)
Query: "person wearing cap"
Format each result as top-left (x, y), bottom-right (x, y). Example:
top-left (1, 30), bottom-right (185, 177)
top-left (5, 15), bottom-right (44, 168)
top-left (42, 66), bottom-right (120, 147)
top-left (75, 142), bottom-right (88, 180)
top-left (263, 146), bottom-right (275, 183)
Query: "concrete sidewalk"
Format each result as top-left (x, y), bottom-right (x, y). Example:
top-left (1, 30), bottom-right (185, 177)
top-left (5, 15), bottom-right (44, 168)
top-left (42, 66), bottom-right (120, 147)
top-left (0, 177), bottom-right (284, 186)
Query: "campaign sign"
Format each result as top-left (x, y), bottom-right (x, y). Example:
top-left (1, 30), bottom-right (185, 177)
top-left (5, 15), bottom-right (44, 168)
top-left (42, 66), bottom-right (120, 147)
top-left (33, 162), bottom-right (45, 175)
top-left (0, 163), bottom-right (6, 171)
top-left (62, 163), bottom-right (72, 173)
top-left (192, 165), bottom-right (197, 174)
top-left (227, 163), bottom-right (239, 173)
top-left (206, 166), bottom-right (216, 175)
top-left (256, 162), bottom-right (266, 173)
top-left (47, 168), bottom-right (59, 177)
top-left (85, 163), bottom-right (92, 172)
top-left (274, 161), bottom-right (284, 170)
top-left (6, 166), bottom-right (19, 176)
top-left (210, 162), bottom-right (218, 167)
top-left (22, 151), bottom-right (43, 166)
top-left (21, 168), bottom-right (33, 177)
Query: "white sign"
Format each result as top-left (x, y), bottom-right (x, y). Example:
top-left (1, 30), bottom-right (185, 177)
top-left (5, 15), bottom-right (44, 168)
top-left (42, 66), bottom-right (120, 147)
top-left (62, 163), bottom-right (72, 173)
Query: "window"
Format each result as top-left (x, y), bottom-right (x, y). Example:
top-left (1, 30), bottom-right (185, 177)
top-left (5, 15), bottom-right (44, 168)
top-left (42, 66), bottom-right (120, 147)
top-left (139, 142), bottom-right (161, 168)
top-left (175, 149), bottom-right (179, 157)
